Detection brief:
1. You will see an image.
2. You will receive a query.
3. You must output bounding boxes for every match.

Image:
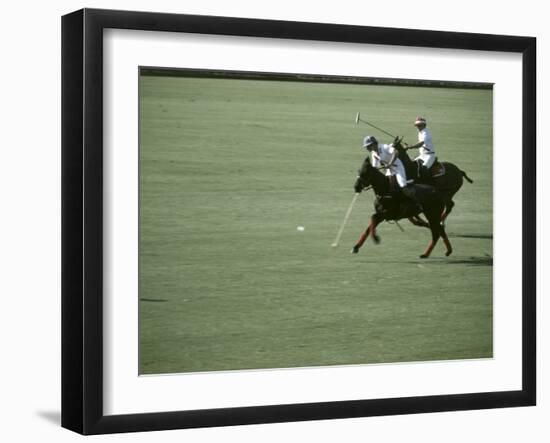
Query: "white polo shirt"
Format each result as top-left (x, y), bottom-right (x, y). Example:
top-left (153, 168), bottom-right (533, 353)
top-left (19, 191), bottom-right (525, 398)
top-left (418, 128), bottom-right (435, 155)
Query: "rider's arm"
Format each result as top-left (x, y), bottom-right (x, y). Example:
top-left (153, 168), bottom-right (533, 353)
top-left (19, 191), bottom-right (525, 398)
top-left (405, 131), bottom-right (425, 150)
top-left (404, 140), bottom-right (424, 150)
top-left (387, 145), bottom-right (398, 166)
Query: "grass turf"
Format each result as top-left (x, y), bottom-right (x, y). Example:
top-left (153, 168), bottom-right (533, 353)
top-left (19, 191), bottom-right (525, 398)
top-left (139, 74), bottom-right (493, 374)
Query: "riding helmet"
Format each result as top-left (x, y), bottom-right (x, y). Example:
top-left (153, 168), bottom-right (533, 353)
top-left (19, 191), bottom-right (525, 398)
top-left (414, 116), bottom-right (427, 126)
top-left (362, 135), bottom-right (378, 150)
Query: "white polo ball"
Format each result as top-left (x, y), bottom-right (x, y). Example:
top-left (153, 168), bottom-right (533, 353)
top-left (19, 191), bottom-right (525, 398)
top-left (297, 226), bottom-right (305, 232)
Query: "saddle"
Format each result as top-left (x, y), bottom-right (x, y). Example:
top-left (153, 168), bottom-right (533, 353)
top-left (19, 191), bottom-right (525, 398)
top-left (417, 158), bottom-right (445, 180)
top-left (428, 159), bottom-right (445, 178)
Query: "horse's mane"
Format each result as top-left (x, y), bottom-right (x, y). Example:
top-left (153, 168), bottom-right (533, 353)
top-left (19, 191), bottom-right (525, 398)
top-left (359, 156), bottom-right (391, 196)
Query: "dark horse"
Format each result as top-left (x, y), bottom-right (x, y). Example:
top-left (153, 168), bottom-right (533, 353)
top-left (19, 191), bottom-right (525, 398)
top-left (393, 138), bottom-right (473, 223)
top-left (352, 159), bottom-right (452, 258)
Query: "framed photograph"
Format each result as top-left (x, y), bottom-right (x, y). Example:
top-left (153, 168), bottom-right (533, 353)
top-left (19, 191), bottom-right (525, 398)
top-left (62, 8), bottom-right (536, 435)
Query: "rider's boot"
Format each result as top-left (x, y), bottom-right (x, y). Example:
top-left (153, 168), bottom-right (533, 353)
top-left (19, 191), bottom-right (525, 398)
top-left (415, 160), bottom-right (429, 181)
top-left (415, 160), bottom-right (431, 181)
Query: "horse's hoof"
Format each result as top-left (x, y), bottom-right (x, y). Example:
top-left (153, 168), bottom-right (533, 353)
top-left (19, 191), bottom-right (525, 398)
top-left (351, 246), bottom-right (359, 254)
top-left (445, 250), bottom-right (453, 257)
top-left (420, 254), bottom-right (428, 259)
top-left (373, 235), bottom-right (381, 244)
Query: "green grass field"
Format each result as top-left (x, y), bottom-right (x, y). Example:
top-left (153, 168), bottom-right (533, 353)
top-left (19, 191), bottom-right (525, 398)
top-left (139, 73), bottom-right (493, 375)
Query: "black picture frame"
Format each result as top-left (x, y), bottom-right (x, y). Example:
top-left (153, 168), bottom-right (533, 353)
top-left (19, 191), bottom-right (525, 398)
top-left (62, 8), bottom-right (536, 435)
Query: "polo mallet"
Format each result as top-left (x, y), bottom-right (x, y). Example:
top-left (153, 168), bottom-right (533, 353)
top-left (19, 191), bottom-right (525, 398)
top-left (355, 112), bottom-right (397, 139)
top-left (331, 193), bottom-right (360, 247)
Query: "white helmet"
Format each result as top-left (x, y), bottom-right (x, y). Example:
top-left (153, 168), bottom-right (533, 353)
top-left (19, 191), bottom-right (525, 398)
top-left (362, 135), bottom-right (378, 150)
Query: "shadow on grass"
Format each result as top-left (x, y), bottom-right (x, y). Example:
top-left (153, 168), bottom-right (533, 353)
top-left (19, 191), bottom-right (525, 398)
top-left (364, 254), bottom-right (493, 267)
top-left (441, 255), bottom-right (493, 266)
top-left (140, 298), bottom-right (169, 303)
top-left (448, 233), bottom-right (493, 240)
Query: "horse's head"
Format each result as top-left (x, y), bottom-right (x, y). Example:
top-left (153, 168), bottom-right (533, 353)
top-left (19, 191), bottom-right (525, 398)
top-left (392, 136), bottom-right (404, 150)
top-left (354, 157), bottom-right (390, 195)
top-left (392, 136), bottom-right (412, 163)
top-left (354, 158), bottom-right (374, 192)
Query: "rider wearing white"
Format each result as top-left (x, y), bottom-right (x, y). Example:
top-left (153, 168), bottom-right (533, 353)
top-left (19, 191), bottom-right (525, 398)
top-left (361, 135), bottom-right (422, 209)
top-left (405, 117), bottom-right (436, 176)
top-left (363, 135), bottom-right (407, 187)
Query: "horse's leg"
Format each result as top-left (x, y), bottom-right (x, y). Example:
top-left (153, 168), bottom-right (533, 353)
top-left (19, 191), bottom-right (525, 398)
top-left (440, 224), bottom-right (453, 256)
top-left (351, 214), bottom-right (381, 253)
top-left (351, 226), bottom-right (370, 253)
top-left (408, 215), bottom-right (430, 228)
top-left (420, 210), bottom-right (441, 259)
top-left (441, 200), bottom-right (455, 223)
top-left (370, 214), bottom-right (382, 244)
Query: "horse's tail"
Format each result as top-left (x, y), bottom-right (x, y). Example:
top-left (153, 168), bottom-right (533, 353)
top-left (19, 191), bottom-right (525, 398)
top-left (460, 169), bottom-right (474, 184)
